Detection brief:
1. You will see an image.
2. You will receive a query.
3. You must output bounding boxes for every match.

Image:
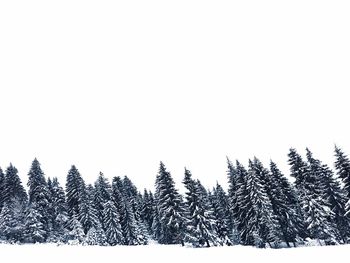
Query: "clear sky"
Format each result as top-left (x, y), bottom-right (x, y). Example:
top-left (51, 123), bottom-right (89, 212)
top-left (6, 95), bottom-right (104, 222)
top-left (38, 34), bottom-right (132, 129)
top-left (0, 1), bottom-right (350, 192)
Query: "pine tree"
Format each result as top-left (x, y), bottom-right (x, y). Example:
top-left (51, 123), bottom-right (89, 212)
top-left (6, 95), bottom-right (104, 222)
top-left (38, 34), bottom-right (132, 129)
top-left (103, 200), bottom-right (123, 245)
top-left (85, 223), bottom-right (107, 246)
top-left (111, 176), bottom-right (142, 245)
top-left (94, 172), bottom-right (112, 224)
top-left (245, 158), bottom-right (282, 248)
top-left (79, 185), bottom-right (100, 234)
top-left (155, 162), bottom-right (187, 245)
top-left (47, 177), bottom-right (69, 242)
top-left (269, 161), bottom-right (304, 246)
top-left (306, 149), bottom-right (347, 243)
top-left (210, 183), bottom-right (234, 245)
top-left (66, 165), bottom-right (86, 217)
top-left (334, 145), bottom-right (350, 200)
top-left (66, 213), bottom-right (85, 244)
top-left (23, 204), bottom-right (46, 243)
top-left (27, 158), bottom-right (50, 239)
top-left (141, 189), bottom-right (155, 233)
top-left (288, 148), bottom-right (309, 195)
top-left (4, 164), bottom-right (27, 204)
top-left (183, 168), bottom-right (217, 247)
top-left (227, 159), bottom-right (253, 245)
top-left (0, 199), bottom-right (25, 242)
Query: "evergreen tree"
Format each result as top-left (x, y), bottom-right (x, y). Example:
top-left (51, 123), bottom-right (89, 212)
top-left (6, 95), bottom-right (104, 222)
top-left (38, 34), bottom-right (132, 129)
top-left (155, 162), bottom-right (187, 245)
top-left (27, 158), bottom-right (50, 239)
top-left (334, 145), bottom-right (350, 202)
top-left (0, 199), bottom-right (25, 242)
top-left (47, 177), bottom-right (69, 242)
top-left (66, 165), bottom-right (86, 217)
top-left (288, 148), bottom-right (309, 194)
top-left (141, 189), bottom-right (155, 233)
top-left (4, 164), bottom-right (27, 204)
top-left (66, 213), bottom-right (85, 244)
top-left (79, 185), bottom-right (100, 234)
top-left (210, 183), bottom-right (234, 245)
top-left (94, 172), bottom-right (112, 224)
top-left (23, 204), bottom-right (46, 243)
top-left (183, 168), bottom-right (217, 247)
top-left (306, 149), bottom-right (347, 243)
top-left (103, 200), bottom-right (123, 245)
top-left (244, 158), bottom-right (282, 248)
top-left (269, 161), bottom-right (304, 246)
top-left (85, 223), bottom-right (107, 246)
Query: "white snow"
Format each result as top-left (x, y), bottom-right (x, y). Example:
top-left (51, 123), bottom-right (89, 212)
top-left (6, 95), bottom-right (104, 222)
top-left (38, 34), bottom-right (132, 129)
top-left (1, 242), bottom-right (348, 263)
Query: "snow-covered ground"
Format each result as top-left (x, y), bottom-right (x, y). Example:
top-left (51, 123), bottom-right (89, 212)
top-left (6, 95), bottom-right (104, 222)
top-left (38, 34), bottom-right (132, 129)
top-left (1, 242), bottom-right (348, 263)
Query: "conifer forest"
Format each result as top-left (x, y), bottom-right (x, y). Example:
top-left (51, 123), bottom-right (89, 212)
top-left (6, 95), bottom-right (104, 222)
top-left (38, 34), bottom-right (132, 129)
top-left (1, 146), bottom-right (350, 249)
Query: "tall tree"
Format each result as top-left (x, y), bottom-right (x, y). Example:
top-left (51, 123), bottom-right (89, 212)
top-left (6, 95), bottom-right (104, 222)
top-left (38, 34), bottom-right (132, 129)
top-left (103, 200), bottom-right (123, 245)
top-left (155, 162), bottom-right (187, 245)
top-left (334, 145), bottom-right (350, 199)
top-left (183, 168), bottom-right (217, 247)
top-left (27, 158), bottom-right (50, 239)
top-left (4, 164), bottom-right (27, 204)
top-left (66, 165), bottom-right (86, 217)
top-left (269, 161), bottom-right (304, 246)
top-left (244, 158), bottom-right (282, 248)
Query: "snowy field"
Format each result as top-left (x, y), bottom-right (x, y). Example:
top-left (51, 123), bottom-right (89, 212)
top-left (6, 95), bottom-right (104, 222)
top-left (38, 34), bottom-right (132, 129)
top-left (1, 243), bottom-right (348, 263)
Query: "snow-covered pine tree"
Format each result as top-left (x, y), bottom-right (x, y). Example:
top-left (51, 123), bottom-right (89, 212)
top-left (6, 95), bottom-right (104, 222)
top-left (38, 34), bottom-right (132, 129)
top-left (0, 167), bottom-right (5, 212)
top-left (103, 200), bottom-right (123, 246)
top-left (155, 162), bottom-right (187, 245)
top-left (140, 189), bottom-right (155, 233)
top-left (27, 158), bottom-right (50, 239)
top-left (122, 176), bottom-right (148, 244)
top-left (66, 165), bottom-right (86, 217)
top-left (269, 161), bottom-right (304, 246)
top-left (93, 172), bottom-right (112, 224)
top-left (23, 204), bottom-right (46, 243)
top-left (0, 199), bottom-right (25, 242)
top-left (66, 212), bottom-right (85, 244)
top-left (288, 148), bottom-right (309, 195)
top-left (209, 183), bottom-right (234, 245)
top-left (3, 164), bottom-right (28, 204)
top-left (112, 176), bottom-right (142, 245)
top-left (47, 177), bottom-right (69, 243)
top-left (245, 158), bottom-right (282, 248)
top-left (228, 160), bottom-right (253, 245)
top-left (183, 169), bottom-right (218, 247)
top-left (183, 168), bottom-right (218, 247)
top-left (79, 184), bottom-right (100, 235)
top-left (85, 222), bottom-right (107, 246)
top-left (306, 149), bottom-right (347, 243)
top-left (334, 145), bottom-right (350, 200)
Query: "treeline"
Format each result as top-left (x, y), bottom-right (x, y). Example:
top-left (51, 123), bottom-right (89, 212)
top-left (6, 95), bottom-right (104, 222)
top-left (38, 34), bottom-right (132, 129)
top-left (1, 146), bottom-right (350, 248)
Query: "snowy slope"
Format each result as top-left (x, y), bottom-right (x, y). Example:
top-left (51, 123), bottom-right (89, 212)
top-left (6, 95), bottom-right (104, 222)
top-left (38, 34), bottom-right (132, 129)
top-left (0, 243), bottom-right (347, 263)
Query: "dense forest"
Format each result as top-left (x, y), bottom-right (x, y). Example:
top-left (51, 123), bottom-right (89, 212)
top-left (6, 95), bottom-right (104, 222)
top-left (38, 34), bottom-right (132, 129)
top-left (1, 146), bottom-right (350, 248)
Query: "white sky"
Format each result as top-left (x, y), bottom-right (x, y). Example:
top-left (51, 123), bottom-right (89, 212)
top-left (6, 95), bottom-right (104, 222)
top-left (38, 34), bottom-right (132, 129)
top-left (0, 1), bottom-right (350, 192)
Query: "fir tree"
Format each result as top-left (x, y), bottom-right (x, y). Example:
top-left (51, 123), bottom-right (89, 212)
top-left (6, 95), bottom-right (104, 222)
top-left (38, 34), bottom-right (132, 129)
top-left (210, 183), bottom-right (234, 245)
top-left (183, 168), bottom-right (217, 247)
top-left (66, 213), bottom-right (85, 244)
top-left (334, 145), bottom-right (350, 199)
top-left (79, 185), bottom-right (100, 234)
top-left (269, 161), bottom-right (304, 246)
top-left (4, 164), bottom-right (27, 204)
top-left (66, 165), bottom-right (86, 217)
top-left (155, 162), bottom-right (187, 245)
top-left (245, 158), bottom-right (282, 248)
top-left (27, 158), bottom-right (50, 239)
top-left (306, 149), bottom-right (347, 243)
top-left (47, 177), bottom-right (69, 242)
top-left (103, 200), bottom-right (123, 245)
top-left (23, 204), bottom-right (46, 243)
top-left (94, 172), bottom-right (112, 224)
